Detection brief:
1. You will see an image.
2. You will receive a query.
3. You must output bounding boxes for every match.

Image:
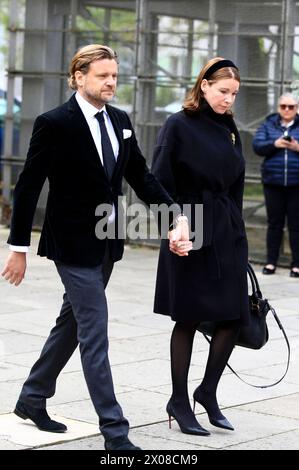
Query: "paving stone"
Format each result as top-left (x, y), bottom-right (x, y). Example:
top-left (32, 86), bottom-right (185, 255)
top-left (1, 226), bottom-right (299, 451)
top-left (229, 429), bottom-right (299, 450)
top-left (0, 412), bottom-right (98, 449)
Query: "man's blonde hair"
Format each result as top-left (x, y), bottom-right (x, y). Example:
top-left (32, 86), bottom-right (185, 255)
top-left (68, 44), bottom-right (118, 90)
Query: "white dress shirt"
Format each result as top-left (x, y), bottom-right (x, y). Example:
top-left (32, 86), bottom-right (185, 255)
top-left (75, 91), bottom-right (119, 165)
top-left (10, 92), bottom-right (119, 252)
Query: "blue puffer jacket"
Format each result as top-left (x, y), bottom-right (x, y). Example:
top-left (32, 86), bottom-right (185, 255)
top-left (252, 113), bottom-right (299, 186)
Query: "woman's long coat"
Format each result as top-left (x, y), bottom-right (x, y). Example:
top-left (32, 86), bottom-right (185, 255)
top-left (151, 102), bottom-right (250, 325)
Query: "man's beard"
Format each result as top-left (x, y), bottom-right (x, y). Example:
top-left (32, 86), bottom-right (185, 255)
top-left (86, 89), bottom-right (114, 104)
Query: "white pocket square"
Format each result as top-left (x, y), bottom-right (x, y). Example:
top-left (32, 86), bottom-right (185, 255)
top-left (123, 129), bottom-right (132, 139)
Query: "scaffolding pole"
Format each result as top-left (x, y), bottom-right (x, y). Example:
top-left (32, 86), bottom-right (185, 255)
top-left (1, 0), bottom-right (19, 223)
top-left (280, 0), bottom-right (296, 94)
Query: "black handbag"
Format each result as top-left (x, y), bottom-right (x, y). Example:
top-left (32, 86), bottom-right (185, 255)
top-left (239, 262), bottom-right (269, 348)
top-left (197, 263), bottom-right (269, 349)
top-left (197, 262), bottom-right (290, 388)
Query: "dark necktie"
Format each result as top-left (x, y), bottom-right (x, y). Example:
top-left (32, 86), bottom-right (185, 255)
top-left (95, 111), bottom-right (116, 180)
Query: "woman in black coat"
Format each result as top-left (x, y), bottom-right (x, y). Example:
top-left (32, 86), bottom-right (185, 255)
top-left (152, 58), bottom-right (249, 436)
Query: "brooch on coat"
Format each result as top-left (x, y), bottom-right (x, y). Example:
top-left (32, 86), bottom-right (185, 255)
top-left (231, 133), bottom-right (236, 145)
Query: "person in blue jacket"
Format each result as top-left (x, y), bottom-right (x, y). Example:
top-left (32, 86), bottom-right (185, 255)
top-left (253, 93), bottom-right (299, 277)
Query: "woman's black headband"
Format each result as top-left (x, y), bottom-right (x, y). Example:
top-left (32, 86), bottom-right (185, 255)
top-left (203, 59), bottom-right (238, 80)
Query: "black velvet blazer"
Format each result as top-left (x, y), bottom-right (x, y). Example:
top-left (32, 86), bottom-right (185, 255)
top-left (8, 94), bottom-right (173, 265)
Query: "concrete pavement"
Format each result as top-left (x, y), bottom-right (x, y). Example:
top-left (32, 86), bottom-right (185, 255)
top-left (0, 226), bottom-right (298, 450)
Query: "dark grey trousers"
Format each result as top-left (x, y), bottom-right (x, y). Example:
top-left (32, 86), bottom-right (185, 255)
top-left (18, 250), bottom-right (129, 440)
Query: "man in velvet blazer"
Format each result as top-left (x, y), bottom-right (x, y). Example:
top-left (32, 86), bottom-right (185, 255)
top-left (1, 44), bottom-right (185, 451)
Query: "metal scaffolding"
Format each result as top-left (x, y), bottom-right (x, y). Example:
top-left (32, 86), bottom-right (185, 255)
top-left (1, 0), bottom-right (299, 262)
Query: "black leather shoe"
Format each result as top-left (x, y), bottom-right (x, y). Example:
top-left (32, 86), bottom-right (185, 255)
top-left (262, 266), bottom-right (276, 275)
top-left (104, 436), bottom-right (142, 450)
top-left (290, 269), bottom-right (299, 278)
top-left (14, 400), bottom-right (67, 433)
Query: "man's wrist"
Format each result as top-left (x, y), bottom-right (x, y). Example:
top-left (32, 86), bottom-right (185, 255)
top-left (9, 245), bottom-right (29, 253)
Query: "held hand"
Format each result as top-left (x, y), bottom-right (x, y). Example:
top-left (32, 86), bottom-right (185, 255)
top-left (1, 252), bottom-right (27, 286)
top-left (174, 216), bottom-right (190, 241)
top-left (168, 217), bottom-right (193, 257)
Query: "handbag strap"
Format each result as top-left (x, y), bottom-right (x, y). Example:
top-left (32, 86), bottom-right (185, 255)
top-left (247, 262), bottom-right (262, 298)
top-left (202, 304), bottom-right (291, 388)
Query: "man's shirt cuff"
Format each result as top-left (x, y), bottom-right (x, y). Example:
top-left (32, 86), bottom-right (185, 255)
top-left (9, 245), bottom-right (29, 253)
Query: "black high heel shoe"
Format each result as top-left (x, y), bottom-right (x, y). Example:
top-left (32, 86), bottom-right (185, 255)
top-left (290, 269), bottom-right (299, 278)
top-left (193, 387), bottom-right (234, 431)
top-left (262, 266), bottom-right (276, 275)
top-left (166, 400), bottom-right (210, 436)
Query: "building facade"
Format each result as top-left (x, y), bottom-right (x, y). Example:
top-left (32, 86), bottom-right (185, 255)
top-left (2, 0), bottom-right (299, 262)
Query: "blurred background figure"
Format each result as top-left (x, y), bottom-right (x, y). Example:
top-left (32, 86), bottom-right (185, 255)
top-left (253, 93), bottom-right (299, 277)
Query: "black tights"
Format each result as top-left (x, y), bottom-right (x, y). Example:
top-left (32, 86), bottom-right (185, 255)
top-left (170, 320), bottom-right (240, 421)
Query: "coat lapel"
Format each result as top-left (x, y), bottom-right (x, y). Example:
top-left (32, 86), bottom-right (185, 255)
top-left (67, 95), bottom-right (107, 178)
top-left (68, 96), bottom-right (125, 183)
top-left (106, 104), bottom-right (125, 180)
